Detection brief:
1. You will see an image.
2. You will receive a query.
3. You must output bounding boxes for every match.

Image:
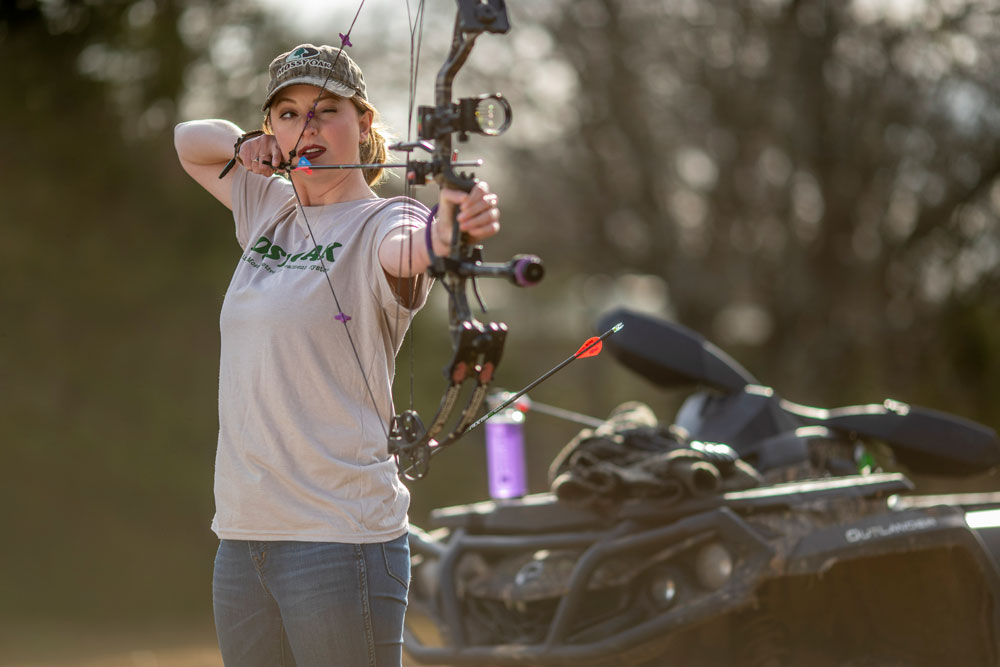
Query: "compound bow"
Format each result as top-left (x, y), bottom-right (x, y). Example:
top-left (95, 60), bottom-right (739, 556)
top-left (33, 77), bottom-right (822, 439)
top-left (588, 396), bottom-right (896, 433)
top-left (387, 0), bottom-right (545, 478)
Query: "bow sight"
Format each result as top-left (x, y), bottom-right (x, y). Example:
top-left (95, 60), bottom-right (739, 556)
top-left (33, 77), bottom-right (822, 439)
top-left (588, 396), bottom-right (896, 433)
top-left (418, 93), bottom-right (512, 142)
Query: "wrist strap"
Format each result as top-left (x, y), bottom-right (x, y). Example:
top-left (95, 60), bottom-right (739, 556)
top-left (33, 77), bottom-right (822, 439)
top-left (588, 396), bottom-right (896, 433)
top-left (218, 130), bottom-right (266, 179)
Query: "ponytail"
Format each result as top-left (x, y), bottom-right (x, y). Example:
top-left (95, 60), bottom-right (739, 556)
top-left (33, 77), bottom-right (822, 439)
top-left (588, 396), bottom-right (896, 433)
top-left (354, 97), bottom-right (389, 187)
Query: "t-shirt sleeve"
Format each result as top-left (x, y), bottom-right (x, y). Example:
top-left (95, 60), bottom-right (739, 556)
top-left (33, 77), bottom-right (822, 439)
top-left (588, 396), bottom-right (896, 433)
top-left (230, 165), bottom-right (294, 248)
top-left (369, 198), bottom-right (435, 316)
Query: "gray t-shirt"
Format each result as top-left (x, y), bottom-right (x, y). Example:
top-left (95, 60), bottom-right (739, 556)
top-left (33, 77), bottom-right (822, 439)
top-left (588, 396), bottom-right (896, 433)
top-left (212, 167), bottom-right (431, 542)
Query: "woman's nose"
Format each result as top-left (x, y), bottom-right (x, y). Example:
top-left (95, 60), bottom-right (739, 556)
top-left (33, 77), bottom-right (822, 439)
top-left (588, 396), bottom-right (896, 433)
top-left (302, 112), bottom-right (319, 134)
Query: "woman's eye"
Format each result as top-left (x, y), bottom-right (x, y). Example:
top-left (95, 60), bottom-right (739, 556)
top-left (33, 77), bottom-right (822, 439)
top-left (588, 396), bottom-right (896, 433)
top-left (278, 110), bottom-right (296, 119)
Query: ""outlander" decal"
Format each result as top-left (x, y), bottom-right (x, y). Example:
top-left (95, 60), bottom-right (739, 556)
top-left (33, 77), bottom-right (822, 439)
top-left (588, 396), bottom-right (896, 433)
top-left (844, 517), bottom-right (938, 543)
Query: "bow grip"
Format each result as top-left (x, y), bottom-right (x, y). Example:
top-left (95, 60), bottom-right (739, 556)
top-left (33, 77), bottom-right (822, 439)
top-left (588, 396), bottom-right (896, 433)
top-left (434, 168), bottom-right (477, 253)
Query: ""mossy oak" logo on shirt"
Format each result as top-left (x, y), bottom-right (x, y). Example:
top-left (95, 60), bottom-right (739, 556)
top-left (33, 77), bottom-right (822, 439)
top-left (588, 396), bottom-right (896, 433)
top-left (243, 235), bottom-right (343, 274)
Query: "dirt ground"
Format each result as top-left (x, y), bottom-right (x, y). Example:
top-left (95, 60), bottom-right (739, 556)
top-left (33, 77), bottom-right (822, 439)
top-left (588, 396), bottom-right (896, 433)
top-left (5, 645), bottom-right (223, 667)
top-left (0, 625), bottom-right (222, 667)
top-left (1, 624), bottom-right (425, 667)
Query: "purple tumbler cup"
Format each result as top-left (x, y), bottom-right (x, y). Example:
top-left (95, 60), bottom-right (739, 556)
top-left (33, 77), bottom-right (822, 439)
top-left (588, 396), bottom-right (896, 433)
top-left (485, 406), bottom-right (527, 499)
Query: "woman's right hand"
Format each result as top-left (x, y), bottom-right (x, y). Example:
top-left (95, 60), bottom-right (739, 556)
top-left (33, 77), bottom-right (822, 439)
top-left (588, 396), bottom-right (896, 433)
top-left (239, 134), bottom-right (284, 176)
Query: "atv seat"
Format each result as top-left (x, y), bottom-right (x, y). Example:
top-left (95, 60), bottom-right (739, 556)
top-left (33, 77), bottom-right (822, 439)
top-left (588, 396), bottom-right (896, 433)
top-left (601, 308), bottom-right (1000, 477)
top-left (598, 308), bottom-right (758, 393)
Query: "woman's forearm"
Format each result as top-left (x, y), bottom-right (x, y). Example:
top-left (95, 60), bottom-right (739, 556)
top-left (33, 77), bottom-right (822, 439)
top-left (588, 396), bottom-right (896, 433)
top-left (379, 224), bottom-right (449, 278)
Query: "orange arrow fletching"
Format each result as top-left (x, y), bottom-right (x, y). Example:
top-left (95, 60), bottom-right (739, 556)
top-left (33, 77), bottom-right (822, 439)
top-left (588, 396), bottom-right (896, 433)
top-left (575, 336), bottom-right (603, 359)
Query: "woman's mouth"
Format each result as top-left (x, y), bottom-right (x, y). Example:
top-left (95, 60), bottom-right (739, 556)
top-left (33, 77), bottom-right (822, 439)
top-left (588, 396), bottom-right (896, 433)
top-left (299, 145), bottom-right (326, 161)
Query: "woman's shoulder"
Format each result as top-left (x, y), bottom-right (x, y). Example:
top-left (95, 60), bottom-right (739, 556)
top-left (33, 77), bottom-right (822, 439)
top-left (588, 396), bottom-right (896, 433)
top-left (234, 168), bottom-right (295, 218)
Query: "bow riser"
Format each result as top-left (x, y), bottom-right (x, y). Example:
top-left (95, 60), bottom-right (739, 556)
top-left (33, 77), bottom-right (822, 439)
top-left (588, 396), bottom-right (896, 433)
top-left (433, 32), bottom-right (479, 192)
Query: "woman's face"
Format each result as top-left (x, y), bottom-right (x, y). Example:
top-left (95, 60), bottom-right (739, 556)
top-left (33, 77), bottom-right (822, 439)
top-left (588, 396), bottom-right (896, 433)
top-left (268, 84), bottom-right (372, 169)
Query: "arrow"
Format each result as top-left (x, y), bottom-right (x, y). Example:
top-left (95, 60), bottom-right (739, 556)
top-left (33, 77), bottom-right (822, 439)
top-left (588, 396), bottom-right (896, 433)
top-left (281, 159), bottom-right (484, 171)
top-left (464, 322), bottom-right (623, 434)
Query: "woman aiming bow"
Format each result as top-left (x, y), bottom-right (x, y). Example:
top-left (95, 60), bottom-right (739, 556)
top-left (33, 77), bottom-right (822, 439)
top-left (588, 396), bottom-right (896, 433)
top-left (174, 43), bottom-right (501, 666)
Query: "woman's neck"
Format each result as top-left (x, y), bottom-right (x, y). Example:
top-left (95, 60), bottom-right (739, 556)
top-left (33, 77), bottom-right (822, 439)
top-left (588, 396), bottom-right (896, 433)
top-left (291, 171), bottom-right (375, 206)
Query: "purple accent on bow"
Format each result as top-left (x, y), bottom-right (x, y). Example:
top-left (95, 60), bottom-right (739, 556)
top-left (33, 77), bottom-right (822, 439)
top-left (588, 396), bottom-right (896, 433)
top-left (511, 255), bottom-right (544, 287)
top-left (335, 312), bottom-right (351, 323)
top-left (339, 33), bottom-right (353, 47)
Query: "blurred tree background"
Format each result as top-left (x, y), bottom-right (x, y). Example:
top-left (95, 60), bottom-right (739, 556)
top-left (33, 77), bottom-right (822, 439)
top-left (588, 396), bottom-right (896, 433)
top-left (1, 0), bottom-right (998, 660)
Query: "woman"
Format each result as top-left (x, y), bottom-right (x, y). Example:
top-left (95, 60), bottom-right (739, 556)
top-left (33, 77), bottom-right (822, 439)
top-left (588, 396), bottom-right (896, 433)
top-left (174, 43), bottom-right (500, 666)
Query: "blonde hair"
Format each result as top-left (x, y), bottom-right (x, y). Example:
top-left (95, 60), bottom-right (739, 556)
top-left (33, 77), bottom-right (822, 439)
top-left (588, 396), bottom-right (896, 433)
top-left (262, 93), bottom-right (390, 187)
top-left (352, 96), bottom-right (389, 187)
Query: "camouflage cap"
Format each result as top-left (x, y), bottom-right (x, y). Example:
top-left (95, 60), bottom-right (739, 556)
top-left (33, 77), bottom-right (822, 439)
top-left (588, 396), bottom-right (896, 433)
top-left (261, 44), bottom-right (367, 112)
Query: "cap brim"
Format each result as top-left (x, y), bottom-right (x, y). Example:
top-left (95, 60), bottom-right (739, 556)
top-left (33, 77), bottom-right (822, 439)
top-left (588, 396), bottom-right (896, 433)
top-left (261, 76), bottom-right (358, 112)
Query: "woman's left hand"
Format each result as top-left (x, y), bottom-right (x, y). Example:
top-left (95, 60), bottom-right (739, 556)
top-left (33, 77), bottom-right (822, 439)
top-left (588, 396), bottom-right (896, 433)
top-left (433, 182), bottom-right (500, 249)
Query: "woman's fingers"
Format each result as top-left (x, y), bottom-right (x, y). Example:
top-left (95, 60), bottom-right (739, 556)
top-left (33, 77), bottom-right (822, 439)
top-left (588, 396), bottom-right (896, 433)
top-left (437, 183), bottom-right (500, 241)
top-left (239, 135), bottom-right (280, 175)
top-left (456, 192), bottom-right (498, 223)
top-left (269, 141), bottom-right (284, 169)
top-left (460, 190), bottom-right (500, 240)
top-left (460, 204), bottom-right (500, 236)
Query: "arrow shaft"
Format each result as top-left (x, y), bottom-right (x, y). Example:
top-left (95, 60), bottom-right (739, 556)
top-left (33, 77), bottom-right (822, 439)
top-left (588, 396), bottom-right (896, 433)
top-left (266, 160), bottom-right (485, 170)
top-left (465, 322), bottom-right (623, 433)
top-left (302, 160), bottom-right (484, 170)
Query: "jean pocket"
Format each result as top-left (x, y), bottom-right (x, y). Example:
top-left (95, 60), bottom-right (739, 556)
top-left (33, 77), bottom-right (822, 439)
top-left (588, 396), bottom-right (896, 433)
top-left (381, 534), bottom-right (410, 590)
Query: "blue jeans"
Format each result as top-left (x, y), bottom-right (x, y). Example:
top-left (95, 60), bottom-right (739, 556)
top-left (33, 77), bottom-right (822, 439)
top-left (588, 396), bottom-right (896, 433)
top-left (213, 535), bottom-right (410, 667)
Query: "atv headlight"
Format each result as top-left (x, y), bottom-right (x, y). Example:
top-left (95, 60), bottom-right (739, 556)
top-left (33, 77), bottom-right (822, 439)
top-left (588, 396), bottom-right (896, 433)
top-left (647, 567), bottom-right (680, 609)
top-left (694, 542), bottom-right (732, 591)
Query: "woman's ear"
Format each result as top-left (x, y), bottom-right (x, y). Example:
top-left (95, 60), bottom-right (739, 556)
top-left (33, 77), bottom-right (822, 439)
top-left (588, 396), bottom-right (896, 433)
top-left (358, 108), bottom-right (373, 143)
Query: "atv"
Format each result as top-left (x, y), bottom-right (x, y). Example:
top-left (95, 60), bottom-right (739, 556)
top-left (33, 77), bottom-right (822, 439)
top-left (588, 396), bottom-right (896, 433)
top-left (403, 308), bottom-right (1000, 666)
